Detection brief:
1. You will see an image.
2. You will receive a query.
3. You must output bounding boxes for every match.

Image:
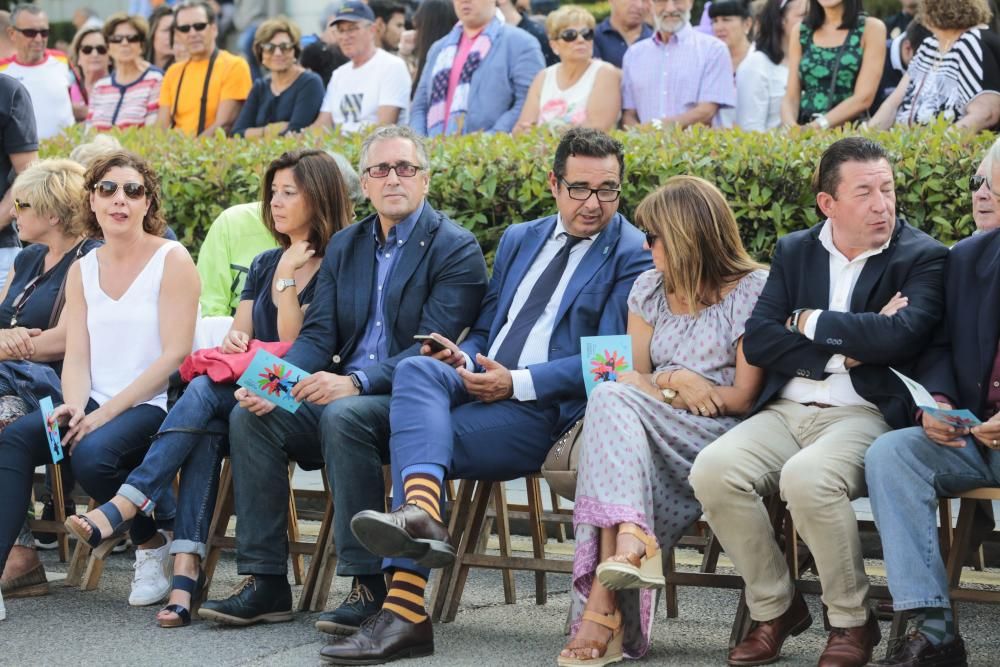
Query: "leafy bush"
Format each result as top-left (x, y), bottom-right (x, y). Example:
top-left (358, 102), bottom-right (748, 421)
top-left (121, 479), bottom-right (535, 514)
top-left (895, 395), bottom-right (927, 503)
top-left (41, 121), bottom-right (990, 264)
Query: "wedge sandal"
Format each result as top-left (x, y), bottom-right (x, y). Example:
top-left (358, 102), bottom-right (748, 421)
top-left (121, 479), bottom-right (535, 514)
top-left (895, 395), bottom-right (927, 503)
top-left (557, 609), bottom-right (624, 667)
top-left (595, 524), bottom-right (665, 591)
top-left (63, 500), bottom-right (133, 560)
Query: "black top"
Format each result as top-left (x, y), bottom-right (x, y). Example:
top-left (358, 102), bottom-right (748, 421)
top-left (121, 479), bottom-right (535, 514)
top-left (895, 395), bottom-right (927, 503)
top-left (0, 75), bottom-right (38, 249)
top-left (517, 14), bottom-right (559, 67)
top-left (231, 70), bottom-right (326, 137)
top-left (240, 247), bottom-right (317, 343)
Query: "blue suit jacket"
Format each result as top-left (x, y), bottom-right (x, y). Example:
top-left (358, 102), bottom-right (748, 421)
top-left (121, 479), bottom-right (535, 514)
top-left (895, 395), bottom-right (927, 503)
top-left (283, 203), bottom-right (488, 394)
top-left (409, 23), bottom-right (544, 135)
top-left (459, 213), bottom-right (652, 437)
top-left (915, 228), bottom-right (1000, 419)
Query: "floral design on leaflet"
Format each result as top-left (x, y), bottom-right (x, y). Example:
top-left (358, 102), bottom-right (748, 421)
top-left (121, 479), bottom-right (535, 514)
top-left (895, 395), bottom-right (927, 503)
top-left (590, 349), bottom-right (630, 383)
top-left (258, 363), bottom-right (296, 397)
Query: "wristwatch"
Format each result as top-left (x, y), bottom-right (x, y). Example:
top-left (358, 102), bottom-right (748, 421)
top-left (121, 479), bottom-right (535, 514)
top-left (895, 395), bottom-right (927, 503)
top-left (276, 278), bottom-right (296, 292)
top-left (661, 387), bottom-right (677, 404)
top-left (348, 372), bottom-right (363, 394)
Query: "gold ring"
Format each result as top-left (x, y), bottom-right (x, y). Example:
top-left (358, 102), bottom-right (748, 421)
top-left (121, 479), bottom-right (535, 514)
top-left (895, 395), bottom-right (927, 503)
top-left (993, 439), bottom-right (998, 447)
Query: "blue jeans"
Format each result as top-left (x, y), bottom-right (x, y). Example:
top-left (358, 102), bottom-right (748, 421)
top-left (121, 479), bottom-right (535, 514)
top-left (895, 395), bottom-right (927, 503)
top-left (227, 395), bottom-right (391, 577)
top-left (0, 401), bottom-right (169, 572)
top-left (865, 426), bottom-right (1000, 610)
top-left (119, 376), bottom-right (233, 558)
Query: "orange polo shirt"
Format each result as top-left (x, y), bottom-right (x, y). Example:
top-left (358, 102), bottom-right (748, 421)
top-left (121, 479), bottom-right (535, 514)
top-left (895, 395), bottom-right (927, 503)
top-left (159, 49), bottom-right (252, 135)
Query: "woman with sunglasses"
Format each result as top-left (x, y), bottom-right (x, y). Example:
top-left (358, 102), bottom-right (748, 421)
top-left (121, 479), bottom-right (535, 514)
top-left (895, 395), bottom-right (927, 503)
top-left (0, 159), bottom-right (101, 601)
top-left (0, 151), bottom-right (199, 614)
top-left (69, 26), bottom-right (112, 123)
top-left (559, 177), bottom-right (767, 665)
top-left (232, 17), bottom-right (325, 137)
top-left (514, 5), bottom-right (621, 133)
top-left (67, 149), bottom-right (353, 628)
top-left (87, 14), bottom-right (164, 130)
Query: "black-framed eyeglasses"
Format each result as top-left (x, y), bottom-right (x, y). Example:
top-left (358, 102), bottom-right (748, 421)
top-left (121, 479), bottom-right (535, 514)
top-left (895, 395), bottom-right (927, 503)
top-left (557, 27), bottom-right (594, 42)
top-left (94, 180), bottom-right (147, 200)
top-left (261, 42), bottom-right (296, 54)
top-left (642, 229), bottom-right (658, 247)
top-left (108, 34), bottom-right (143, 44)
top-left (559, 177), bottom-right (621, 202)
top-left (13, 199), bottom-right (30, 216)
top-left (970, 174), bottom-right (1000, 197)
top-left (174, 21), bottom-right (209, 33)
top-left (80, 44), bottom-right (108, 55)
top-left (12, 27), bottom-right (49, 39)
top-left (364, 163), bottom-right (422, 179)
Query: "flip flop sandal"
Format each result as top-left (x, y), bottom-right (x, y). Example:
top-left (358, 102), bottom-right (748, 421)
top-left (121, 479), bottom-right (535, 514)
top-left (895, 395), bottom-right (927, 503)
top-left (557, 609), bottom-right (624, 667)
top-left (158, 572), bottom-right (206, 628)
top-left (596, 524), bottom-right (665, 591)
top-left (63, 500), bottom-right (133, 560)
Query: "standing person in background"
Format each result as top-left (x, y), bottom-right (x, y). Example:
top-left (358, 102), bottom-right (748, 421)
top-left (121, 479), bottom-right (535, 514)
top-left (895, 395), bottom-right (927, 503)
top-left (0, 5), bottom-right (74, 140)
top-left (405, 0), bottom-right (457, 92)
top-left (497, 0), bottom-right (559, 66)
top-left (409, 0), bottom-right (544, 136)
top-left (369, 0), bottom-right (407, 54)
top-left (710, 0), bottom-right (754, 127)
top-left (157, 0), bottom-right (253, 136)
top-left (146, 6), bottom-right (177, 72)
top-left (734, 0), bottom-right (806, 130)
top-left (593, 0), bottom-right (652, 69)
top-left (781, 0), bottom-right (886, 129)
top-left (312, 1), bottom-right (411, 133)
top-left (88, 14), bottom-right (163, 130)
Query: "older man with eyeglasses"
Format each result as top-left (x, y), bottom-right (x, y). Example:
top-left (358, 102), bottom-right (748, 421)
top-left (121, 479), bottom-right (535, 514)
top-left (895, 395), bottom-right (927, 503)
top-left (156, 0), bottom-right (252, 136)
top-left (0, 5), bottom-right (73, 140)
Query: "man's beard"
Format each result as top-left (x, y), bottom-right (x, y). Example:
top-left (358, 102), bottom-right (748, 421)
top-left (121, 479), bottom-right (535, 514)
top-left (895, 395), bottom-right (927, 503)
top-left (652, 9), bottom-right (691, 34)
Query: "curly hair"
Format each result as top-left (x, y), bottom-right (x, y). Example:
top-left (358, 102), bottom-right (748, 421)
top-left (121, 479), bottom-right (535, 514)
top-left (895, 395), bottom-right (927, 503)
top-left (918, 0), bottom-right (992, 30)
top-left (75, 150), bottom-right (166, 238)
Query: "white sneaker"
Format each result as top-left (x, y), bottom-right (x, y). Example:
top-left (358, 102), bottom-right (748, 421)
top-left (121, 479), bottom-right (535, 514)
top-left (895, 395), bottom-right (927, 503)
top-left (128, 532), bottom-right (171, 606)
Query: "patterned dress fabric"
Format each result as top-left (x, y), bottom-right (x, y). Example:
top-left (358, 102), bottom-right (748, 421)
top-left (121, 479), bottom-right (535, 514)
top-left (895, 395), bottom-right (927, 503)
top-left (797, 15), bottom-right (867, 123)
top-left (569, 268), bottom-right (768, 658)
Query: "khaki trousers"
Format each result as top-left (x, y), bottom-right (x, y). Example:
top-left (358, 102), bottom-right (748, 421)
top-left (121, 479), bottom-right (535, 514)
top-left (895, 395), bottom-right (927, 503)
top-left (689, 399), bottom-right (890, 628)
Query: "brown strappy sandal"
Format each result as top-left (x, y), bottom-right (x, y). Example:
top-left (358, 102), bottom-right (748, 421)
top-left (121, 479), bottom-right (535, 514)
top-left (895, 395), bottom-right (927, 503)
top-left (596, 524), bottom-right (665, 590)
top-left (557, 609), bottom-right (624, 667)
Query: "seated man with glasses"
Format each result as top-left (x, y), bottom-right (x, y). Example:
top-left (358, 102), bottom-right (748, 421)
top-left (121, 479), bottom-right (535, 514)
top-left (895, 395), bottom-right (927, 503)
top-left (198, 125), bottom-right (488, 633)
top-left (0, 5), bottom-right (74, 140)
top-left (970, 136), bottom-right (1000, 234)
top-left (157, 0), bottom-right (252, 136)
top-left (321, 128), bottom-right (651, 665)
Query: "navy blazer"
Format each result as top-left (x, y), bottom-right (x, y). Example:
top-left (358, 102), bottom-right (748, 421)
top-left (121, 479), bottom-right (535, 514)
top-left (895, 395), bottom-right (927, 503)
top-left (915, 229), bottom-right (1000, 418)
top-left (743, 217), bottom-right (947, 429)
top-left (283, 203), bottom-right (488, 394)
top-left (459, 212), bottom-right (652, 437)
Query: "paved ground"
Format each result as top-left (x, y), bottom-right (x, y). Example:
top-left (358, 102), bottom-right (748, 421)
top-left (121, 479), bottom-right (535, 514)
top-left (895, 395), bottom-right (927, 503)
top-left (4, 529), bottom-right (1000, 667)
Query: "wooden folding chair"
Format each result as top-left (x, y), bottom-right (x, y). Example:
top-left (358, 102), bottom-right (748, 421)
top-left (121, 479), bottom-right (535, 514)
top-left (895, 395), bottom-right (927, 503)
top-left (27, 463), bottom-right (72, 561)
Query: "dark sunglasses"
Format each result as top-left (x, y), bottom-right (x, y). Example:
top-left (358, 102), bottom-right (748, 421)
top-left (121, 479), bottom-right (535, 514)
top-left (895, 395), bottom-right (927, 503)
top-left (557, 27), bottom-right (594, 42)
top-left (969, 174), bottom-right (1000, 195)
top-left (94, 180), bottom-right (147, 200)
top-left (108, 34), bottom-right (143, 44)
top-left (80, 44), bottom-right (108, 55)
top-left (261, 42), bottom-right (296, 54)
top-left (643, 229), bottom-right (659, 247)
top-left (174, 22), bottom-right (209, 33)
top-left (13, 27), bottom-right (49, 39)
top-left (13, 199), bottom-right (29, 216)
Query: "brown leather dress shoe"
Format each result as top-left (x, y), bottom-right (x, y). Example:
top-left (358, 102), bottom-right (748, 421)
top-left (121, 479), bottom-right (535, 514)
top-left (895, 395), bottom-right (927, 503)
top-left (869, 631), bottom-right (967, 666)
top-left (819, 611), bottom-right (881, 667)
top-left (350, 503), bottom-right (455, 568)
top-left (319, 609), bottom-right (434, 665)
top-left (728, 591), bottom-right (812, 666)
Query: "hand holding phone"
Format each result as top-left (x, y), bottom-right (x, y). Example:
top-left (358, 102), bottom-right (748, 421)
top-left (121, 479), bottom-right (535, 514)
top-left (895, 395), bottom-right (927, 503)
top-left (414, 334), bottom-right (466, 369)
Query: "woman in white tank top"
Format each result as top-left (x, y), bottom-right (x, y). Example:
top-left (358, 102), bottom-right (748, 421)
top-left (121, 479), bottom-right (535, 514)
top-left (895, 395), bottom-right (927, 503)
top-left (46, 152), bottom-right (199, 601)
top-left (514, 6), bottom-right (622, 133)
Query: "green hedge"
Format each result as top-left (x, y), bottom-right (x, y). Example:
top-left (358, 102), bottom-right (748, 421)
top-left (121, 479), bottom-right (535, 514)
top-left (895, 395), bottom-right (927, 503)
top-left (41, 122), bottom-right (990, 263)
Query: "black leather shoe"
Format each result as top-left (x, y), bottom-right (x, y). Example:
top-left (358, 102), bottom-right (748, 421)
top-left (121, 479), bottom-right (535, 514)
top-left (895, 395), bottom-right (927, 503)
top-left (320, 609), bottom-right (433, 665)
top-left (351, 503), bottom-right (455, 568)
top-left (869, 631), bottom-right (967, 666)
top-left (198, 575), bottom-right (293, 626)
top-left (316, 578), bottom-right (387, 635)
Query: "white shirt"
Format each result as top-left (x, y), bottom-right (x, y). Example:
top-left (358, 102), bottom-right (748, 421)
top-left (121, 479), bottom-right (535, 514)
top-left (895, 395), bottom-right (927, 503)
top-left (734, 49), bottom-right (787, 132)
top-left (466, 218), bottom-right (597, 401)
top-left (0, 51), bottom-right (74, 139)
top-left (320, 48), bottom-right (411, 133)
top-left (779, 220), bottom-right (891, 408)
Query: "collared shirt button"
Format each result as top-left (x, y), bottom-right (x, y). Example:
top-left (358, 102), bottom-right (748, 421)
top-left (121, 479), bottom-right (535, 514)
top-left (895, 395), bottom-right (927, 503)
top-left (994, 380), bottom-right (999, 388)
top-left (369, 354), bottom-right (375, 360)
top-left (384, 253), bottom-right (391, 259)
top-left (376, 321), bottom-right (381, 327)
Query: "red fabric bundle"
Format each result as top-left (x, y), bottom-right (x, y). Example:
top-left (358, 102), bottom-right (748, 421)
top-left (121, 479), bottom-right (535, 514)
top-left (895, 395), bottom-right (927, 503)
top-left (179, 340), bottom-right (294, 383)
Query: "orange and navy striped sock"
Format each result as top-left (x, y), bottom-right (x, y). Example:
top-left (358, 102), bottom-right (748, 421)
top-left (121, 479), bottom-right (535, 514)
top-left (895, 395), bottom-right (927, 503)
top-left (403, 473), bottom-right (442, 523)
top-left (382, 569), bottom-right (429, 623)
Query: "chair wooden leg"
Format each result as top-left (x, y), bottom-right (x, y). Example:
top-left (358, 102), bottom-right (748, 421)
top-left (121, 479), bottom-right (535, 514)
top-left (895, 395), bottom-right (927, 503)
top-left (664, 547), bottom-right (679, 618)
top-left (526, 475), bottom-right (547, 605)
top-left (430, 480), bottom-right (472, 622)
top-left (493, 483), bottom-right (516, 605)
top-left (287, 465), bottom-right (304, 586)
top-left (203, 459), bottom-right (235, 594)
top-left (729, 589), bottom-right (754, 649)
top-left (945, 499), bottom-right (976, 589)
top-left (549, 487), bottom-right (566, 543)
top-left (443, 480), bottom-right (492, 622)
top-left (299, 490), bottom-right (335, 612)
top-left (887, 610), bottom-right (911, 660)
top-left (49, 464), bottom-right (70, 562)
top-left (702, 531), bottom-right (722, 573)
top-left (938, 499), bottom-right (953, 560)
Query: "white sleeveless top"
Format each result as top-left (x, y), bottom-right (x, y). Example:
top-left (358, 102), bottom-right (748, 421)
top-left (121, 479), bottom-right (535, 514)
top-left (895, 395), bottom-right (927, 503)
top-left (538, 60), bottom-right (604, 127)
top-left (80, 240), bottom-right (180, 410)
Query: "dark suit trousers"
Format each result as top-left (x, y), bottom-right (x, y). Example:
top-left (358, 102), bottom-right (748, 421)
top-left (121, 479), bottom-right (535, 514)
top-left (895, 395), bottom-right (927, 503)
top-left (385, 355), bottom-right (560, 575)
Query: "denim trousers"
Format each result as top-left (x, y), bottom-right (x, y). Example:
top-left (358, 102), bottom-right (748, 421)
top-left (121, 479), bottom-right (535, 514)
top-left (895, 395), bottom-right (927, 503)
top-left (228, 394), bottom-right (392, 578)
top-left (865, 426), bottom-right (1000, 610)
top-left (0, 401), bottom-right (168, 572)
top-left (119, 375), bottom-right (234, 559)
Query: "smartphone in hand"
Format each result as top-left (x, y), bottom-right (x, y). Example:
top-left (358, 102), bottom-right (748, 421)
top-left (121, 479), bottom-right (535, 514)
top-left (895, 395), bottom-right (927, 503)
top-left (414, 334), bottom-right (448, 353)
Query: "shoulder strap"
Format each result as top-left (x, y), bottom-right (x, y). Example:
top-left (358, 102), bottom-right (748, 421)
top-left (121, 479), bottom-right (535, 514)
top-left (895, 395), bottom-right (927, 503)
top-left (170, 50), bottom-right (219, 134)
top-left (47, 240), bottom-right (88, 330)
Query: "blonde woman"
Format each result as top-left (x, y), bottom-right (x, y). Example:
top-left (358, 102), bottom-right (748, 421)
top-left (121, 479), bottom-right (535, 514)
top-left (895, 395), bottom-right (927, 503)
top-left (559, 176), bottom-right (767, 665)
top-left (515, 6), bottom-right (621, 133)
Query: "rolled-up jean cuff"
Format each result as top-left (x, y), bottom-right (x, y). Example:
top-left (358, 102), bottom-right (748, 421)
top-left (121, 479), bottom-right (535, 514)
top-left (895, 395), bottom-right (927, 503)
top-left (892, 599), bottom-right (952, 612)
top-left (170, 538), bottom-right (207, 559)
top-left (118, 484), bottom-right (154, 516)
top-left (16, 519), bottom-right (34, 548)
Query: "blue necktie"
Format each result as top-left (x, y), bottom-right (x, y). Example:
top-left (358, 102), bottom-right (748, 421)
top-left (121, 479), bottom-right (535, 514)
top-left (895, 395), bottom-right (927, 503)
top-left (493, 234), bottom-right (586, 369)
